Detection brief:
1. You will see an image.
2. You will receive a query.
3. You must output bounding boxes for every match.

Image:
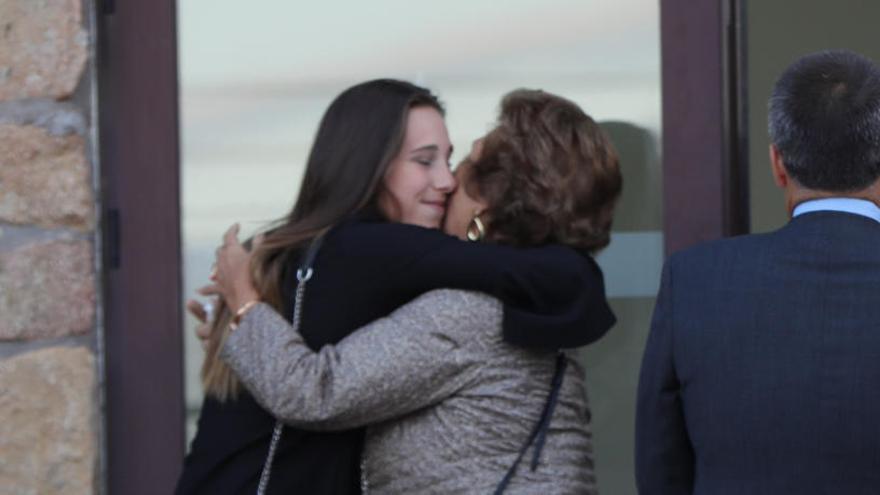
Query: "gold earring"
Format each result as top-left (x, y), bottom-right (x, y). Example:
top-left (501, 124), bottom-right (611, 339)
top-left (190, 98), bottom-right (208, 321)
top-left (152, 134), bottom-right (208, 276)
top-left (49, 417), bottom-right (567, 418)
top-left (466, 213), bottom-right (486, 242)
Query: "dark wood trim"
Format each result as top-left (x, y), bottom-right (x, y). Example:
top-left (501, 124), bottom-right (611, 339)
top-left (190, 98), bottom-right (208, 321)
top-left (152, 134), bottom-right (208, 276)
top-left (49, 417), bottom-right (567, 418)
top-left (97, 0), bottom-right (184, 492)
top-left (661, 0), bottom-right (749, 255)
top-left (722, 0), bottom-right (751, 236)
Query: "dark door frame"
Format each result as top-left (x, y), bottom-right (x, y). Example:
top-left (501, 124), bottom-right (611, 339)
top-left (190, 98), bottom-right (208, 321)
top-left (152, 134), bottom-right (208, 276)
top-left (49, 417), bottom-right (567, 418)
top-left (98, 0), bottom-right (184, 493)
top-left (661, 0), bottom-right (750, 254)
top-left (93, 0), bottom-right (748, 491)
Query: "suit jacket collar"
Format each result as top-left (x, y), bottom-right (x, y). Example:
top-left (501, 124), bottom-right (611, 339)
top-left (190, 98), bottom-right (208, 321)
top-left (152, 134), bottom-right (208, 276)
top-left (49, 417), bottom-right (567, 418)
top-left (785, 209), bottom-right (880, 239)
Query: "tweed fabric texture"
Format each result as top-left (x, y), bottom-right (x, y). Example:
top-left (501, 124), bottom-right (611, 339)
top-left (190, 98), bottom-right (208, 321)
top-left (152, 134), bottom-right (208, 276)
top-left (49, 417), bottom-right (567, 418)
top-left (224, 289), bottom-right (597, 494)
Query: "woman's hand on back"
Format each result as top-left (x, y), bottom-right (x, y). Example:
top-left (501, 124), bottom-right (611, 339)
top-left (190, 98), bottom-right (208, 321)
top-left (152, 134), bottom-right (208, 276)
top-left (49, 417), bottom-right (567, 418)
top-left (212, 223), bottom-right (262, 312)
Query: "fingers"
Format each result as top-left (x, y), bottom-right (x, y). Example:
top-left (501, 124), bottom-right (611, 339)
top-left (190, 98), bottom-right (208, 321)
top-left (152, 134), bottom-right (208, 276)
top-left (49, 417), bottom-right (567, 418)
top-left (210, 224), bottom-right (257, 310)
top-left (214, 224), bottom-right (242, 272)
top-left (188, 295), bottom-right (215, 348)
top-left (222, 223), bottom-right (241, 247)
top-left (215, 225), bottom-right (248, 275)
top-left (213, 247), bottom-right (224, 277)
top-left (186, 299), bottom-right (207, 323)
top-left (252, 233), bottom-right (266, 251)
top-left (195, 322), bottom-right (211, 342)
top-left (197, 284), bottom-right (222, 296)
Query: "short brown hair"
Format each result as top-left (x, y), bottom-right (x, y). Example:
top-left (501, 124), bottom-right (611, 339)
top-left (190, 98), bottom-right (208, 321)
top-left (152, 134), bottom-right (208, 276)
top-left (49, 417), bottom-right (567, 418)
top-left (468, 89), bottom-right (622, 253)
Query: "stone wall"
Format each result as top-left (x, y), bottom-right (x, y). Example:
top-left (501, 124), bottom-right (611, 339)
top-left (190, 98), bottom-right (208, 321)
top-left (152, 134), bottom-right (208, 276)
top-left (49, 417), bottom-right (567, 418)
top-left (0, 0), bottom-right (100, 493)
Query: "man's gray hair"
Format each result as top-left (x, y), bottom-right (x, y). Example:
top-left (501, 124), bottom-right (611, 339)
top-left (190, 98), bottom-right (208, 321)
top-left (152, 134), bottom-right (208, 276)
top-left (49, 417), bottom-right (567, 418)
top-left (768, 49), bottom-right (880, 191)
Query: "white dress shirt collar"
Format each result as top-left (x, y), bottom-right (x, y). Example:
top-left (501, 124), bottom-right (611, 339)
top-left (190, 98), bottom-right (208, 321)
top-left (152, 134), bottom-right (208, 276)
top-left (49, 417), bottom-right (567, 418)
top-left (792, 197), bottom-right (880, 224)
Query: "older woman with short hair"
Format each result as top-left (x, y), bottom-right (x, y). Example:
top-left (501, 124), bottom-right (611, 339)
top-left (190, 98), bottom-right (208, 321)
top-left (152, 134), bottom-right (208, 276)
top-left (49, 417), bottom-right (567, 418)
top-left (218, 89), bottom-right (621, 494)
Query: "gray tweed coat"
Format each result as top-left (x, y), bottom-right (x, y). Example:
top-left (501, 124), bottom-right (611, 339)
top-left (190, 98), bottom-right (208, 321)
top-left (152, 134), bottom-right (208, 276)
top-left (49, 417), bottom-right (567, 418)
top-left (222, 289), bottom-right (598, 494)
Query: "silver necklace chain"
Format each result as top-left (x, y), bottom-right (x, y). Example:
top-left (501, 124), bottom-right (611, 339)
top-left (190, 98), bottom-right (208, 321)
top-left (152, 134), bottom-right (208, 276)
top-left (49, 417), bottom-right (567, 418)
top-left (360, 456), bottom-right (370, 494)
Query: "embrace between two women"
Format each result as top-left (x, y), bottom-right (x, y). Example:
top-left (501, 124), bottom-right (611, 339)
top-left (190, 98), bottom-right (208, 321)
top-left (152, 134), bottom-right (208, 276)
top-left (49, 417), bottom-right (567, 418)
top-left (175, 81), bottom-right (622, 494)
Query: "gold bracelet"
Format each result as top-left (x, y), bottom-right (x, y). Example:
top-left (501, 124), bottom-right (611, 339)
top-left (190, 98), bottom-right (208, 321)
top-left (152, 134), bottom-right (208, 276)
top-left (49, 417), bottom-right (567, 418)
top-left (229, 300), bottom-right (260, 331)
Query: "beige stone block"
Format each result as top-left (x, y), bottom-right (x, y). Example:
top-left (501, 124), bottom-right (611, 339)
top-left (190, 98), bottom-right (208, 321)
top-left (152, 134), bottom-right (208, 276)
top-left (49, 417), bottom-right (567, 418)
top-left (0, 346), bottom-right (96, 494)
top-left (0, 0), bottom-right (88, 100)
top-left (0, 124), bottom-right (95, 229)
top-left (0, 239), bottom-right (95, 340)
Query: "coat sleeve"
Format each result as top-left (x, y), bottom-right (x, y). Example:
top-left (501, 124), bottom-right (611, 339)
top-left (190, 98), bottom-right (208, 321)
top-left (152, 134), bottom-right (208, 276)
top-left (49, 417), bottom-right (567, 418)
top-left (221, 289), bottom-right (496, 431)
top-left (333, 222), bottom-right (616, 348)
top-left (635, 256), bottom-right (695, 494)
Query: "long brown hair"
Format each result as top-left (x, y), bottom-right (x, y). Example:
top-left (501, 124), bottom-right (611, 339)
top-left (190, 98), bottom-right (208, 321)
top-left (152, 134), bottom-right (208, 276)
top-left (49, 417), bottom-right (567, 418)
top-left (202, 80), bottom-right (444, 400)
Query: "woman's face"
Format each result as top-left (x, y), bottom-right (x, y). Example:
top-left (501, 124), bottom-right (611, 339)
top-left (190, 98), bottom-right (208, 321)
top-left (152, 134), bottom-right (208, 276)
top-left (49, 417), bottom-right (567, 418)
top-left (444, 138), bottom-right (489, 240)
top-left (379, 106), bottom-right (456, 229)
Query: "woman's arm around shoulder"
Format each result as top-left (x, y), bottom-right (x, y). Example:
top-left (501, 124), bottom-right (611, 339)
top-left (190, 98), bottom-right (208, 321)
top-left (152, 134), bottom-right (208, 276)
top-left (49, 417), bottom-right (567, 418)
top-left (221, 289), bottom-right (500, 430)
top-left (334, 220), bottom-right (616, 348)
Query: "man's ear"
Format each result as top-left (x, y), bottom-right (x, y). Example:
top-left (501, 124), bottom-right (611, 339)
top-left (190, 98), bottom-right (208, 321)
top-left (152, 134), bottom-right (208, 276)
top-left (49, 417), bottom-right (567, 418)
top-left (769, 144), bottom-right (789, 188)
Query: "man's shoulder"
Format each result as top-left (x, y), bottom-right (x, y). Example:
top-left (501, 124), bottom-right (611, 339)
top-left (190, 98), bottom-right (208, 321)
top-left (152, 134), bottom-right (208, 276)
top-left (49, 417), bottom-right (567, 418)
top-left (669, 231), bottom-right (773, 269)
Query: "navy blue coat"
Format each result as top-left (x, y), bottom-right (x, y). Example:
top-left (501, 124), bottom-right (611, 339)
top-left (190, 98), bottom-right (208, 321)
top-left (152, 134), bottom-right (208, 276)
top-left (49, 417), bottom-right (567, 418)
top-left (636, 211), bottom-right (880, 495)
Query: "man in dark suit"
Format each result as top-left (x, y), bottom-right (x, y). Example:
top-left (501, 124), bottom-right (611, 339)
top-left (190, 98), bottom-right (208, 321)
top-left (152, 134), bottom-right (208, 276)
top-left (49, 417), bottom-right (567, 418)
top-left (636, 50), bottom-right (880, 495)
